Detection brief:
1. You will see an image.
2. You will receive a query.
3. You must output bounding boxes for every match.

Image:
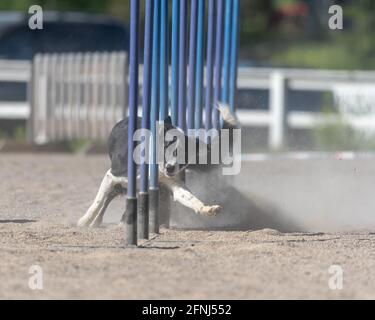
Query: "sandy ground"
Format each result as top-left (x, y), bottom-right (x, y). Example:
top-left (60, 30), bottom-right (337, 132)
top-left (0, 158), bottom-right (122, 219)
top-left (1, 153), bottom-right (375, 299)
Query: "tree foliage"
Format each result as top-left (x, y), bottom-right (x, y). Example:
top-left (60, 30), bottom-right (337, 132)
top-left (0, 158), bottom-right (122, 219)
top-left (0, 0), bottom-right (374, 70)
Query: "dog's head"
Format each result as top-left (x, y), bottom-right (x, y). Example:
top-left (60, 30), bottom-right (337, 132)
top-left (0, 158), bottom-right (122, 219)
top-left (159, 116), bottom-right (189, 178)
top-left (158, 104), bottom-right (239, 178)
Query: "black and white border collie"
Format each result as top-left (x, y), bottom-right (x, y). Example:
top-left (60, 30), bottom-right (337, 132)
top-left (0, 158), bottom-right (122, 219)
top-left (77, 103), bottom-right (239, 228)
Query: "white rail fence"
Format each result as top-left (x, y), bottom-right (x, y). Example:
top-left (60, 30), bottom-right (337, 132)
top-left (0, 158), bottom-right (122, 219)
top-left (1, 56), bottom-right (375, 148)
top-left (236, 68), bottom-right (375, 148)
top-left (0, 60), bottom-right (31, 119)
top-left (30, 52), bottom-right (128, 143)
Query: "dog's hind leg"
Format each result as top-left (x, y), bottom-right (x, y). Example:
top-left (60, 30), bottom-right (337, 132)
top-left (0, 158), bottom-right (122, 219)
top-left (91, 183), bottom-right (126, 227)
top-left (77, 170), bottom-right (117, 227)
top-left (89, 190), bottom-right (118, 228)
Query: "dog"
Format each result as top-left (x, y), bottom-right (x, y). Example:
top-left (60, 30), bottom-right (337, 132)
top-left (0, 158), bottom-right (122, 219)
top-left (77, 103), bottom-right (239, 228)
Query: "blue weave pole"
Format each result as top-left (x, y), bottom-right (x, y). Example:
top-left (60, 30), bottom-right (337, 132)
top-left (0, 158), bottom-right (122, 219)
top-left (138, 0), bottom-right (153, 240)
top-left (126, 0), bottom-right (140, 246)
top-left (204, 0), bottom-right (215, 131)
top-left (171, 0), bottom-right (180, 126)
top-left (187, 0), bottom-right (198, 134)
top-left (159, 0), bottom-right (169, 121)
top-left (222, 0), bottom-right (233, 104)
top-left (212, 0), bottom-right (224, 130)
top-left (178, 0), bottom-right (187, 131)
top-left (229, 0), bottom-right (240, 112)
top-left (194, 0), bottom-right (205, 130)
top-left (150, 0), bottom-right (160, 234)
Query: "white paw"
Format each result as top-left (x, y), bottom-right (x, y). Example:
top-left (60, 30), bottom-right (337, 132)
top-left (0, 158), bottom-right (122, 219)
top-left (77, 215), bottom-right (93, 227)
top-left (200, 205), bottom-right (221, 216)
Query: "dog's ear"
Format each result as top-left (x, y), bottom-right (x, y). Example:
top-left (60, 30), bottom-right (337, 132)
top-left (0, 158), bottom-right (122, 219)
top-left (164, 116), bottom-right (172, 125)
top-left (163, 116), bottom-right (174, 131)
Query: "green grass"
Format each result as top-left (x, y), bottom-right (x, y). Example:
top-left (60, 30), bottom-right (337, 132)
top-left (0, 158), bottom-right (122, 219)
top-left (0, 125), bottom-right (26, 142)
top-left (65, 139), bottom-right (94, 154)
top-left (313, 114), bottom-right (375, 151)
top-left (271, 43), bottom-right (361, 70)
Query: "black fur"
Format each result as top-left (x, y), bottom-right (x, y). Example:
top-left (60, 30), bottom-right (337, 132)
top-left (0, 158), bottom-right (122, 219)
top-left (108, 117), bottom-right (142, 177)
top-left (108, 112), bottom-right (238, 178)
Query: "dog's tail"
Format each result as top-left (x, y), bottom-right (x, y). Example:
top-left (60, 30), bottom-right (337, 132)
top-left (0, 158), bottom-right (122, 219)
top-left (215, 102), bottom-right (240, 130)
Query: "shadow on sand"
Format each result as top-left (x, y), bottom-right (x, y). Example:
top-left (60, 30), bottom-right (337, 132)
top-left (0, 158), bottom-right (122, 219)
top-left (0, 219), bottom-right (37, 224)
top-left (164, 174), bottom-right (303, 232)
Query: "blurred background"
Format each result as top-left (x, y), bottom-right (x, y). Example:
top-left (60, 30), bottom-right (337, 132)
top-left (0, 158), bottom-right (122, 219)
top-left (0, 0), bottom-right (375, 152)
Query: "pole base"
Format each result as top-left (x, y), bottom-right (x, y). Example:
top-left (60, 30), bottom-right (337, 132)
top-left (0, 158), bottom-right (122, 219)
top-left (137, 192), bottom-right (149, 239)
top-left (160, 185), bottom-right (171, 229)
top-left (149, 188), bottom-right (159, 234)
top-left (125, 197), bottom-right (137, 247)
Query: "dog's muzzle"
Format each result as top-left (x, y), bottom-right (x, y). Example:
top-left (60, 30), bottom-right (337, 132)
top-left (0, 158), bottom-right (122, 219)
top-left (165, 163), bottom-right (175, 175)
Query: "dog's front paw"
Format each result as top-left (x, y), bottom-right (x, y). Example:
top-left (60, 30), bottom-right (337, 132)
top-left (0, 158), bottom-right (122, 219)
top-left (200, 205), bottom-right (221, 216)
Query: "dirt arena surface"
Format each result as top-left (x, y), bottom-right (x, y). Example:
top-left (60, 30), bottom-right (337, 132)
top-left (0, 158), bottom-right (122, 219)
top-left (1, 153), bottom-right (375, 299)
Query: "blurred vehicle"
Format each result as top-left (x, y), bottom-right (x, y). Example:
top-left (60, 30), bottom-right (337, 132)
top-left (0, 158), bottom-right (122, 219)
top-left (0, 11), bottom-right (129, 136)
top-left (0, 11), bottom-right (129, 60)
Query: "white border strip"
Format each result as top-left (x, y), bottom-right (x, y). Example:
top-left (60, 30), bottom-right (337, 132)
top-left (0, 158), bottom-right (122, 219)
top-left (242, 152), bottom-right (375, 162)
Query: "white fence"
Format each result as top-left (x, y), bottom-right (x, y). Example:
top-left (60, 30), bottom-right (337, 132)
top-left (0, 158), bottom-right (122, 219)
top-left (1, 57), bottom-right (375, 148)
top-left (0, 60), bottom-right (31, 119)
top-left (30, 52), bottom-right (128, 143)
top-left (236, 68), bottom-right (375, 148)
